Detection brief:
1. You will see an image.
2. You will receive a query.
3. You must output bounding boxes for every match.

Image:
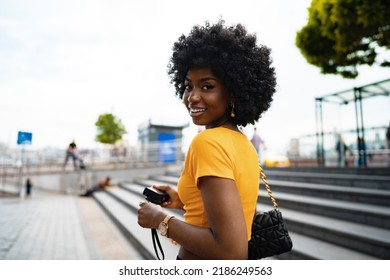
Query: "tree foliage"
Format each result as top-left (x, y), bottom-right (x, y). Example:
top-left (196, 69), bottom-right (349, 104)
top-left (296, 0), bottom-right (390, 78)
top-left (95, 113), bottom-right (127, 145)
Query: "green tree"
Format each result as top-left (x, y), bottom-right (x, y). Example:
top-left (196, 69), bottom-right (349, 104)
top-left (95, 113), bottom-right (127, 145)
top-left (296, 0), bottom-right (390, 78)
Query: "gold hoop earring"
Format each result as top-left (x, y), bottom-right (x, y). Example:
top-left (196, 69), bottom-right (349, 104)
top-left (231, 103), bottom-right (236, 118)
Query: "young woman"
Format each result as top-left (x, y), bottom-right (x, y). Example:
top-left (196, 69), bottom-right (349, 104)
top-left (138, 20), bottom-right (276, 260)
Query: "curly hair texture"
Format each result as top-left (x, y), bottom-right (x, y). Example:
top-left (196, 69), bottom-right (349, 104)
top-left (167, 20), bottom-right (276, 127)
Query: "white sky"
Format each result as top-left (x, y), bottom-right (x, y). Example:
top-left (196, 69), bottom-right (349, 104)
top-left (1, 0), bottom-right (389, 153)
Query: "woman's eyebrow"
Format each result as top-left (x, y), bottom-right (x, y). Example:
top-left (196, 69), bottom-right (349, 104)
top-left (185, 76), bottom-right (217, 82)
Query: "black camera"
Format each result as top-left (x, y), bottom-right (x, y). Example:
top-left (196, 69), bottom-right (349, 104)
top-left (142, 187), bottom-right (169, 205)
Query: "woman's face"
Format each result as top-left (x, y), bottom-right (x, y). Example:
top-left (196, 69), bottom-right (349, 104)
top-left (183, 67), bottom-right (232, 129)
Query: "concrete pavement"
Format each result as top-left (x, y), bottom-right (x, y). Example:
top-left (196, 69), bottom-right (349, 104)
top-left (0, 189), bottom-right (142, 260)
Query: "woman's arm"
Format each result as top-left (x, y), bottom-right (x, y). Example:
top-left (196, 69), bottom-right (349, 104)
top-left (166, 176), bottom-right (248, 259)
top-left (138, 177), bottom-right (248, 259)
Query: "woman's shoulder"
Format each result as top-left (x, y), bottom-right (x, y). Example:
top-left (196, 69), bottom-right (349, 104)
top-left (191, 127), bottom-right (247, 147)
top-left (192, 127), bottom-right (227, 143)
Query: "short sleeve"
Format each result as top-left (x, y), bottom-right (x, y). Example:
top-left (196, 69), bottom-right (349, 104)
top-left (188, 132), bottom-right (235, 186)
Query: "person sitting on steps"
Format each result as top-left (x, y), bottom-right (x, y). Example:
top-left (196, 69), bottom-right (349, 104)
top-left (80, 177), bottom-right (112, 197)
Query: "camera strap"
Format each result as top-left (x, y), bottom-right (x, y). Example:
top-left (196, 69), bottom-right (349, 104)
top-left (151, 229), bottom-right (165, 260)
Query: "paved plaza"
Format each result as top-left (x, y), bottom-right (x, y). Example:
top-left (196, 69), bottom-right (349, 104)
top-left (0, 189), bottom-right (141, 260)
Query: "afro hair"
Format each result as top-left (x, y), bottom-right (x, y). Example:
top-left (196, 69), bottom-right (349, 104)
top-left (167, 19), bottom-right (277, 127)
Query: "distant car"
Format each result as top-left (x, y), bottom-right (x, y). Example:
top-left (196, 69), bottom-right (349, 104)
top-left (262, 151), bottom-right (291, 168)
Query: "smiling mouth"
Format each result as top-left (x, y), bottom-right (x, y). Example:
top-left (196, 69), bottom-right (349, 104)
top-left (190, 108), bottom-right (206, 113)
top-left (189, 108), bottom-right (207, 116)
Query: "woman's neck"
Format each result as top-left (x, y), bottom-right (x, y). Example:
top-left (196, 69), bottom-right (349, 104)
top-left (206, 120), bottom-right (241, 133)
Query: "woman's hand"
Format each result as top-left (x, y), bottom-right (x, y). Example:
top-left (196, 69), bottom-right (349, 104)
top-left (137, 202), bottom-right (166, 229)
top-left (152, 185), bottom-right (184, 210)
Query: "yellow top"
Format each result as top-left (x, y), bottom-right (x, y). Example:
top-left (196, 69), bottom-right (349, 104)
top-left (178, 127), bottom-right (259, 240)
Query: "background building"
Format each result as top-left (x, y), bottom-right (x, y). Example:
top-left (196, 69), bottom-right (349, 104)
top-left (137, 119), bottom-right (189, 163)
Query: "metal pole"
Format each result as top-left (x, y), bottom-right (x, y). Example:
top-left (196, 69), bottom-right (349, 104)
top-left (358, 88), bottom-right (367, 166)
top-left (353, 88), bottom-right (361, 167)
top-left (315, 98), bottom-right (325, 166)
top-left (18, 144), bottom-right (25, 198)
top-left (319, 100), bottom-right (325, 166)
top-left (315, 98), bottom-right (321, 166)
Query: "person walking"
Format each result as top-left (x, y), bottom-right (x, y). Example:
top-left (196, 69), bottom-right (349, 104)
top-left (335, 134), bottom-right (348, 167)
top-left (357, 136), bottom-right (367, 167)
top-left (251, 127), bottom-right (265, 165)
top-left (25, 178), bottom-right (33, 198)
top-left (138, 20), bottom-right (276, 259)
top-left (63, 140), bottom-right (85, 170)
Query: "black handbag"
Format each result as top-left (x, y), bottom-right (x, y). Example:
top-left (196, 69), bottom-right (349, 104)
top-left (248, 166), bottom-right (293, 260)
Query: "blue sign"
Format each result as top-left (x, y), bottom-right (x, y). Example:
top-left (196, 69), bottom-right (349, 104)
top-left (158, 132), bottom-right (176, 163)
top-left (17, 131), bottom-right (33, 145)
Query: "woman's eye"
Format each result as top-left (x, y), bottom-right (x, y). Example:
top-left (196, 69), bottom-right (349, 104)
top-left (202, 84), bottom-right (214, 90)
top-left (184, 84), bottom-right (192, 91)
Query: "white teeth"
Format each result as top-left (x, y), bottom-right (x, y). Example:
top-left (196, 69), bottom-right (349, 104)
top-left (190, 108), bottom-right (206, 113)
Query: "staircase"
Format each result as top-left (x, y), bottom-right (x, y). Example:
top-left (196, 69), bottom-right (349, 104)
top-left (92, 166), bottom-right (390, 260)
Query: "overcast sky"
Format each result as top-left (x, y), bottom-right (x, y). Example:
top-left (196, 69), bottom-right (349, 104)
top-left (1, 0), bottom-right (389, 153)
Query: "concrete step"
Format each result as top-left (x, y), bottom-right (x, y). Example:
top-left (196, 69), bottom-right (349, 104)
top-left (133, 178), bottom-right (179, 190)
top-left (93, 189), bottom-right (180, 260)
top-left (270, 167), bottom-right (390, 176)
top-left (149, 174), bottom-right (390, 229)
top-left (263, 170), bottom-right (390, 190)
top-left (109, 184), bottom-right (184, 217)
top-left (266, 179), bottom-right (390, 206)
top-left (280, 208), bottom-right (390, 259)
top-left (149, 175), bottom-right (180, 186)
top-left (149, 175), bottom-right (390, 229)
top-left (258, 191), bottom-right (390, 230)
top-left (136, 175), bottom-right (390, 259)
top-left (282, 232), bottom-right (378, 260)
top-left (164, 169), bottom-right (390, 189)
top-left (94, 182), bottom-right (382, 260)
top-left (0, 183), bottom-right (20, 196)
top-left (150, 175), bottom-right (390, 206)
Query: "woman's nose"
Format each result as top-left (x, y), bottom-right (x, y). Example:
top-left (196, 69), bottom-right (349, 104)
top-left (187, 88), bottom-right (201, 103)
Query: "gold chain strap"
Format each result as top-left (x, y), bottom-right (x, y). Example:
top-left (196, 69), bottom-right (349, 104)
top-left (259, 165), bottom-right (278, 209)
